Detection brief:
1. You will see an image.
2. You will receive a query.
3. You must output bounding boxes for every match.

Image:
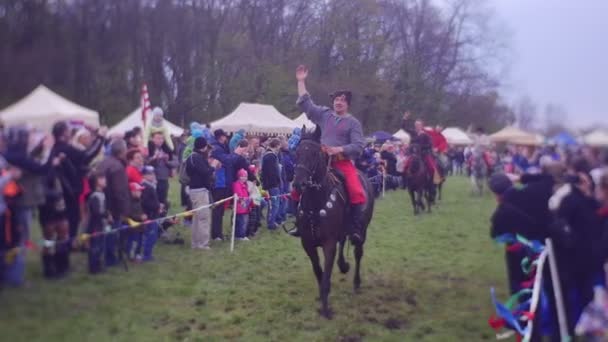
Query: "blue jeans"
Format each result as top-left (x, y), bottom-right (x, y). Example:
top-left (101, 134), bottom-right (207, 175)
top-left (143, 223), bottom-right (158, 261)
top-left (105, 220), bottom-right (121, 267)
top-left (235, 214), bottom-right (248, 238)
top-left (127, 230), bottom-right (143, 259)
top-left (277, 183), bottom-right (290, 223)
top-left (3, 208), bottom-right (32, 286)
top-left (267, 187), bottom-right (280, 229)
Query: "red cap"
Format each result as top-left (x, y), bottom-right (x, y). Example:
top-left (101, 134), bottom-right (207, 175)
top-left (129, 182), bottom-right (144, 192)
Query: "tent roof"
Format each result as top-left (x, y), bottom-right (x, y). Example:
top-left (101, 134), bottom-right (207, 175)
top-left (393, 129), bottom-right (411, 142)
top-left (108, 107), bottom-right (184, 136)
top-left (584, 129), bottom-right (608, 147)
top-left (490, 126), bottom-right (544, 146)
top-left (0, 85), bottom-right (99, 131)
top-left (293, 113), bottom-right (316, 130)
top-left (210, 102), bottom-right (297, 135)
top-left (442, 127), bottom-right (473, 145)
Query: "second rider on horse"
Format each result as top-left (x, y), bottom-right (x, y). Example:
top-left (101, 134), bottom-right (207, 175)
top-left (401, 111), bottom-right (441, 184)
top-left (291, 65), bottom-right (367, 245)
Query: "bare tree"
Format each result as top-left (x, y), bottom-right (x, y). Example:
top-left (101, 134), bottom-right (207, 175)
top-left (515, 95), bottom-right (537, 130)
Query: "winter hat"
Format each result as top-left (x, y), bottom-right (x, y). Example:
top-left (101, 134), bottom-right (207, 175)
top-left (214, 129), bottom-right (228, 140)
top-left (488, 173), bottom-right (513, 196)
top-left (142, 166), bottom-right (155, 175)
top-left (129, 182), bottom-right (144, 192)
top-left (237, 168), bottom-right (248, 178)
top-left (152, 107), bottom-right (164, 118)
top-left (194, 137), bottom-right (208, 150)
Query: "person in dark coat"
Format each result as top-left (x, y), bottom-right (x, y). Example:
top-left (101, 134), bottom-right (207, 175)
top-left (187, 137), bottom-right (217, 249)
top-left (96, 139), bottom-right (130, 267)
top-left (553, 169), bottom-right (603, 335)
top-left (50, 121), bottom-right (105, 241)
top-left (141, 166), bottom-right (160, 261)
top-left (86, 172), bottom-right (109, 274)
top-left (210, 129), bottom-right (236, 241)
top-left (262, 139), bottom-right (282, 230)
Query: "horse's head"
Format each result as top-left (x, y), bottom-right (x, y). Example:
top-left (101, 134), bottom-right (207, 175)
top-left (294, 125), bottom-right (327, 191)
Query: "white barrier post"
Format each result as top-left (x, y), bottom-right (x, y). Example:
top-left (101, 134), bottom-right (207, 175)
top-left (382, 170), bottom-right (386, 198)
top-left (545, 238), bottom-right (570, 340)
top-left (230, 195), bottom-right (238, 253)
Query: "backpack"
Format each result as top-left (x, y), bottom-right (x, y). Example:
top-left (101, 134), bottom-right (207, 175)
top-left (179, 155), bottom-right (193, 185)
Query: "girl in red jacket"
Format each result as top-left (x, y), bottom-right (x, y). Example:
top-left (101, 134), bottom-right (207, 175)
top-left (232, 169), bottom-right (251, 241)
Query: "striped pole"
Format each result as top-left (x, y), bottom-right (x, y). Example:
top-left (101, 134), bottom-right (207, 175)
top-left (141, 83), bottom-right (151, 127)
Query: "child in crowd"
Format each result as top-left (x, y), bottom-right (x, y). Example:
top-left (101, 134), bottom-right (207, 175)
top-left (141, 166), bottom-right (160, 261)
top-left (232, 169), bottom-right (251, 241)
top-left (247, 164), bottom-right (263, 237)
top-left (0, 163), bottom-right (22, 287)
top-left (127, 182), bottom-right (147, 262)
top-left (86, 172), bottom-right (109, 274)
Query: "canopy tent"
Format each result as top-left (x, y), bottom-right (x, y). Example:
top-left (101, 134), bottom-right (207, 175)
top-left (490, 126), bottom-right (544, 146)
top-left (108, 107), bottom-right (184, 137)
top-left (441, 127), bottom-right (473, 145)
top-left (293, 113), bottom-right (316, 131)
top-left (583, 129), bottom-right (608, 147)
top-left (0, 85), bottom-right (99, 131)
top-left (210, 102), bottom-right (297, 135)
top-left (393, 129), bottom-right (411, 143)
top-left (370, 131), bottom-right (398, 143)
top-left (549, 132), bottom-right (578, 146)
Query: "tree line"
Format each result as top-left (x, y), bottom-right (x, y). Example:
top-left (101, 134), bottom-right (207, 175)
top-left (0, 0), bottom-right (517, 132)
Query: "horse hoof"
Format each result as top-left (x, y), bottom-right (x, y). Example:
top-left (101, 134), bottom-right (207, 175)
top-left (339, 262), bottom-right (350, 274)
top-left (319, 308), bottom-right (334, 320)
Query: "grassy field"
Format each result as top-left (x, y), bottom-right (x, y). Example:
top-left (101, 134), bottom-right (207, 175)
top-left (0, 176), bottom-right (508, 341)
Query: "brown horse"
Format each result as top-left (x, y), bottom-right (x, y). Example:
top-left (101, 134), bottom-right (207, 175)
top-left (293, 126), bottom-right (375, 319)
top-left (404, 144), bottom-right (433, 215)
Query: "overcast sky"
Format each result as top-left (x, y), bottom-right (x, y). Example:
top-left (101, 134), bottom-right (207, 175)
top-left (489, 0), bottom-right (608, 128)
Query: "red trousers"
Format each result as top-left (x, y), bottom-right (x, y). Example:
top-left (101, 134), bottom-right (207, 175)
top-left (332, 160), bottom-right (366, 205)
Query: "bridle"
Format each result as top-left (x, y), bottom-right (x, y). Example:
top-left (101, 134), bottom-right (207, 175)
top-left (296, 140), bottom-right (330, 190)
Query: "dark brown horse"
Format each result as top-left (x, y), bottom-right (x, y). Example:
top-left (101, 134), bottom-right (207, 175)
top-left (293, 126), bottom-right (375, 319)
top-left (404, 144), bottom-right (433, 215)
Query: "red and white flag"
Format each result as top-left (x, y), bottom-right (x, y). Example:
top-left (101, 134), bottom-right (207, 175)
top-left (141, 84), bottom-right (151, 127)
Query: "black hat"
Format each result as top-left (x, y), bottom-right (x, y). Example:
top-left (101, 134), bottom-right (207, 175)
top-left (52, 121), bottom-right (69, 139)
top-left (329, 90), bottom-right (352, 105)
top-left (214, 129), bottom-right (228, 140)
top-left (194, 137), bottom-right (208, 150)
top-left (488, 173), bottom-right (513, 196)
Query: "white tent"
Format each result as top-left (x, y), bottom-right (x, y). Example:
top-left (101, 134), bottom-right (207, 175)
top-left (490, 126), bottom-right (544, 146)
top-left (393, 129), bottom-right (411, 143)
top-left (293, 113), bottom-right (316, 130)
top-left (0, 85), bottom-right (99, 131)
top-left (441, 127), bottom-right (473, 145)
top-left (108, 107), bottom-right (184, 136)
top-left (583, 129), bottom-right (608, 147)
top-left (210, 102), bottom-right (297, 135)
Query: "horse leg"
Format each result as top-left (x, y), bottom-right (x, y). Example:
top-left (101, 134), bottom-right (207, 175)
top-left (425, 188), bottom-right (432, 213)
top-left (302, 242), bottom-right (323, 287)
top-left (408, 188), bottom-right (418, 215)
top-left (319, 242), bottom-right (337, 319)
top-left (354, 243), bottom-right (364, 292)
top-left (337, 238), bottom-right (350, 274)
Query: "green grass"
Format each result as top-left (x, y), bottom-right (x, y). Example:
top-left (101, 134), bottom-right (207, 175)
top-left (0, 177), bottom-right (508, 341)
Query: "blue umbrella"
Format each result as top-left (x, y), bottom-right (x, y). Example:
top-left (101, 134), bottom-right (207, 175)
top-left (370, 131), bottom-right (397, 143)
top-left (551, 132), bottom-right (578, 146)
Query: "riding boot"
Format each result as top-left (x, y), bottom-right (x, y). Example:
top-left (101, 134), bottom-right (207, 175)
top-left (288, 209), bottom-right (302, 237)
top-left (42, 254), bottom-right (57, 279)
top-left (350, 204), bottom-right (365, 245)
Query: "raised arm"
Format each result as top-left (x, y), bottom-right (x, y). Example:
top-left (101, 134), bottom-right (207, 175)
top-left (295, 65), bottom-right (329, 125)
top-left (401, 111), bottom-right (416, 137)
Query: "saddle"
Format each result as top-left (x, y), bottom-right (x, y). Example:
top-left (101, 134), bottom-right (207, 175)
top-left (329, 168), bottom-right (370, 212)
